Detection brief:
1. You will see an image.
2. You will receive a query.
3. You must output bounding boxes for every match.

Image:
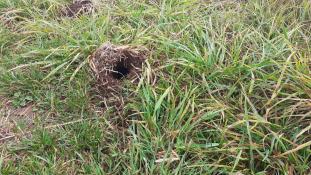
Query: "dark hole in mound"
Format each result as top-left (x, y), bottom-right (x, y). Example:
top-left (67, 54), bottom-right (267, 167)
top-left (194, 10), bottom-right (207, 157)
top-left (111, 60), bottom-right (131, 80)
top-left (89, 43), bottom-right (147, 103)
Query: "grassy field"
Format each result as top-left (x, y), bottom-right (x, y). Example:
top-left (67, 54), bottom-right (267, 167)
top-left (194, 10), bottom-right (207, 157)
top-left (0, 0), bottom-right (310, 174)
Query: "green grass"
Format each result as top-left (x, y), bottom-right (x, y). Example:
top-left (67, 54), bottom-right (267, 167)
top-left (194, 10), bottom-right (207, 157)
top-left (0, 0), bottom-right (310, 174)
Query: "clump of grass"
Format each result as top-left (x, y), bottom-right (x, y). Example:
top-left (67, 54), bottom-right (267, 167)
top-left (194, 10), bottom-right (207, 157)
top-left (0, 0), bottom-right (311, 174)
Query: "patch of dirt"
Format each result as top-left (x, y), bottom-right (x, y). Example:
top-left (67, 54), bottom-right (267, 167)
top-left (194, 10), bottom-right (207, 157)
top-left (89, 43), bottom-right (147, 109)
top-left (0, 96), bottom-right (35, 144)
top-left (0, 8), bottom-right (24, 32)
top-left (61, 0), bottom-right (94, 17)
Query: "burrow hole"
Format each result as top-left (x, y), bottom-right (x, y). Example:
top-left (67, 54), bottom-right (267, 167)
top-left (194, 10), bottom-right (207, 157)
top-left (111, 60), bottom-right (131, 80)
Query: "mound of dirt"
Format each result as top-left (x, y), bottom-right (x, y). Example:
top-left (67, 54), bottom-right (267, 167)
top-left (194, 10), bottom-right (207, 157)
top-left (89, 43), bottom-right (147, 108)
top-left (61, 0), bottom-right (94, 17)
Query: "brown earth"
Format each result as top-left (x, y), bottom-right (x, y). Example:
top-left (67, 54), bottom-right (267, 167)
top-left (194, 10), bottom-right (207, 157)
top-left (61, 0), bottom-right (94, 17)
top-left (89, 43), bottom-right (147, 109)
top-left (0, 96), bottom-right (35, 144)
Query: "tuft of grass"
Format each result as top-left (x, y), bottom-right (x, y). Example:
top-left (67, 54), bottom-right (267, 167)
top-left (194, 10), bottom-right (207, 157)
top-left (1, 0), bottom-right (311, 174)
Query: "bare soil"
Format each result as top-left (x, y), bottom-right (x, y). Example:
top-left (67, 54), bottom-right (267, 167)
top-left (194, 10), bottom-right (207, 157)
top-left (89, 43), bottom-right (147, 108)
top-left (61, 0), bottom-right (94, 17)
top-left (0, 97), bottom-right (35, 144)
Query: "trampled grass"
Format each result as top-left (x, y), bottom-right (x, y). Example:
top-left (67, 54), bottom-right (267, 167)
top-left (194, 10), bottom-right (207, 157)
top-left (0, 0), bottom-right (310, 174)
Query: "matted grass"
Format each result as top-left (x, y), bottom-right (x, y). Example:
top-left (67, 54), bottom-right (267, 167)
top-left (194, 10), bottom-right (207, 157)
top-left (0, 0), bottom-right (310, 174)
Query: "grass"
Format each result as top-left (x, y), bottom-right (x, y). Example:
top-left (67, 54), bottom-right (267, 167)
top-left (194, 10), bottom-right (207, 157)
top-left (0, 0), bottom-right (310, 174)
